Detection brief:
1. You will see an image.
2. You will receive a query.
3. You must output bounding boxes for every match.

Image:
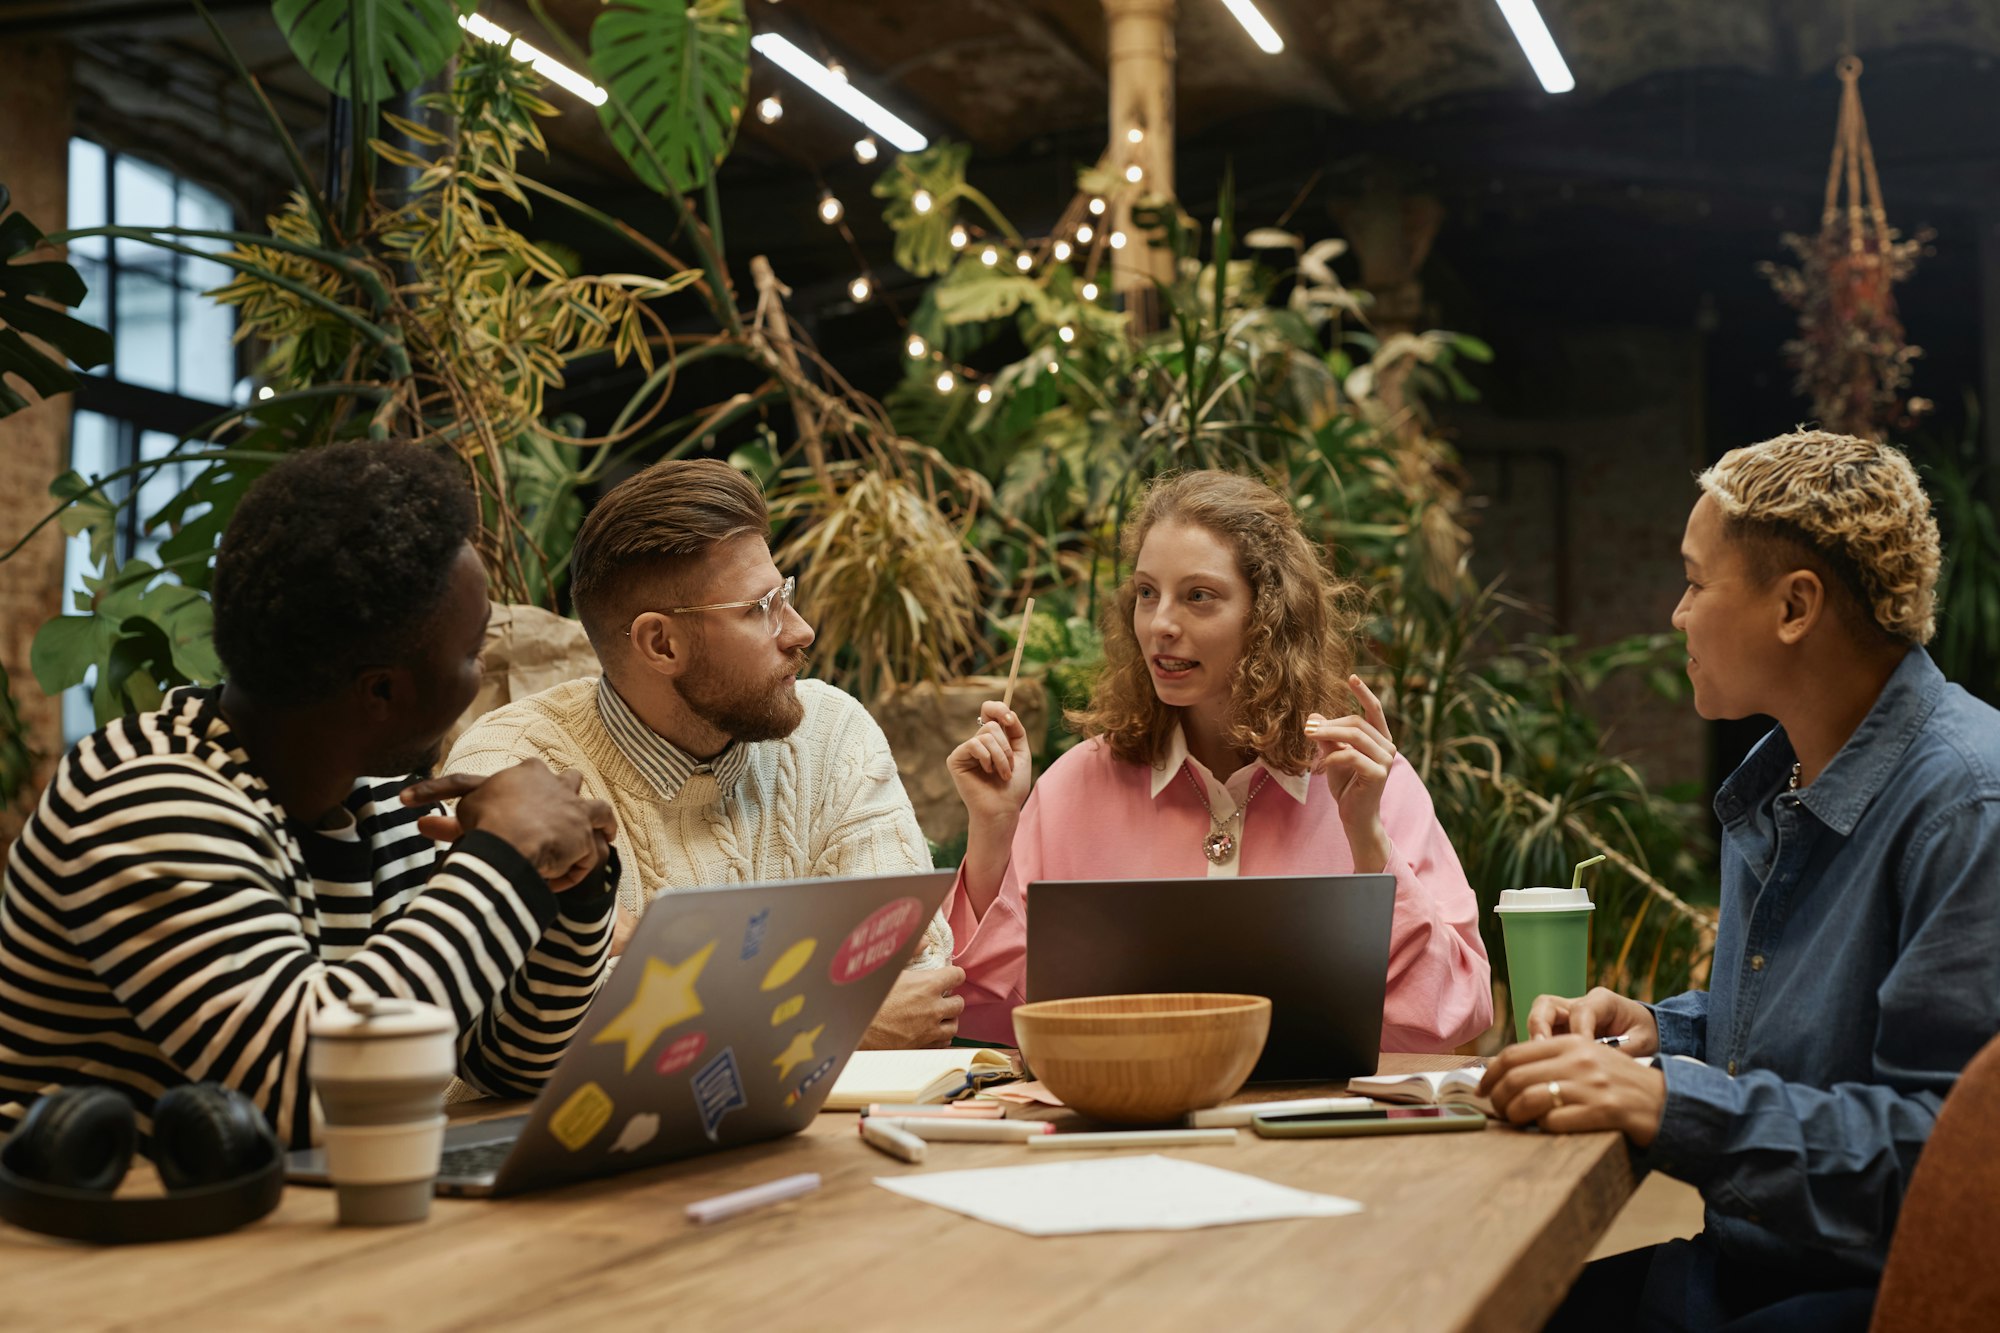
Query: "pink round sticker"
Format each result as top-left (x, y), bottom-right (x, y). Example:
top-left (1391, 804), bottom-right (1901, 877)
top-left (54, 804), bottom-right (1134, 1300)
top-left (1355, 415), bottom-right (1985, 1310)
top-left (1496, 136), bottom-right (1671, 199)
top-left (828, 897), bottom-right (925, 985)
top-left (655, 1030), bottom-right (708, 1076)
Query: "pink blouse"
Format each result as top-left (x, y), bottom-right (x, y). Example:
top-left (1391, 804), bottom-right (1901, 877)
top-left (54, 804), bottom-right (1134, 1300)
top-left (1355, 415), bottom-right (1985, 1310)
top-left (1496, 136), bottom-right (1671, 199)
top-left (946, 734), bottom-right (1493, 1050)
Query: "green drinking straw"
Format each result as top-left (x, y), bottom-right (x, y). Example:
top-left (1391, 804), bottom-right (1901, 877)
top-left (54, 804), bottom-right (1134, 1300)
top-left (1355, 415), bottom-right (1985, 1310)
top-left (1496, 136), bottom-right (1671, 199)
top-left (1571, 854), bottom-right (1607, 891)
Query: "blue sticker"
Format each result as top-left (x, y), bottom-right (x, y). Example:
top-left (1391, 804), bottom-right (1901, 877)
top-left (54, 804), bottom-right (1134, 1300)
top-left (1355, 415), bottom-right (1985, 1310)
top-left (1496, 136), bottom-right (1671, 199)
top-left (792, 1056), bottom-right (836, 1101)
top-left (740, 908), bottom-right (770, 961)
top-left (692, 1046), bottom-right (747, 1142)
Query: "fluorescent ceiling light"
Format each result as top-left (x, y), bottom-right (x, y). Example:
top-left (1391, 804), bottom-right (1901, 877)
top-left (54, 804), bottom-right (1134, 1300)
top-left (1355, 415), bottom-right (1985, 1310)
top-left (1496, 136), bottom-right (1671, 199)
top-left (750, 33), bottom-right (927, 152)
top-left (458, 14), bottom-right (606, 106)
top-left (1493, 0), bottom-right (1575, 94)
top-left (1219, 0), bottom-right (1283, 55)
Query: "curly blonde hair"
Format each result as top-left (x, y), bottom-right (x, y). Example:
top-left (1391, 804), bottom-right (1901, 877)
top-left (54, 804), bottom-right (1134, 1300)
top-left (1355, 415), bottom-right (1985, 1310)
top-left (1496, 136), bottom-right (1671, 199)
top-left (1697, 430), bottom-right (1940, 646)
top-left (1069, 471), bottom-right (1369, 773)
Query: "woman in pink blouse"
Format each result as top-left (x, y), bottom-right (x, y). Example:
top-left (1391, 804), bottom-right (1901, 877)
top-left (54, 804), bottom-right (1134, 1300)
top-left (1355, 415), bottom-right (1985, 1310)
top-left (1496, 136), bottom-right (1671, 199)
top-left (945, 470), bottom-right (1492, 1050)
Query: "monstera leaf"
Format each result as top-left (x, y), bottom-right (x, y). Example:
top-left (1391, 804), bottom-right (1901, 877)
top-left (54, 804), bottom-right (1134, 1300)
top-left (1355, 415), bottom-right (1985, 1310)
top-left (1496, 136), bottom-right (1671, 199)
top-left (0, 185), bottom-right (112, 419)
top-left (874, 141), bottom-right (973, 278)
top-left (592, 0), bottom-right (750, 196)
top-left (272, 0), bottom-right (477, 102)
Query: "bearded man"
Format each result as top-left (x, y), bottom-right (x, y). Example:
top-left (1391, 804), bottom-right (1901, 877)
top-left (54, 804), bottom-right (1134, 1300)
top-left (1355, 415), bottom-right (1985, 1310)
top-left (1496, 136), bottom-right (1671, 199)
top-left (445, 459), bottom-right (962, 1048)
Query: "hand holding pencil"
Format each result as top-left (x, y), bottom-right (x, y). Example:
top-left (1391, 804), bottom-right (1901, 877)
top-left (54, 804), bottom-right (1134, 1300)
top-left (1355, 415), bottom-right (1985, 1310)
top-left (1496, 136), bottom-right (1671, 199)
top-left (944, 599), bottom-right (1037, 828)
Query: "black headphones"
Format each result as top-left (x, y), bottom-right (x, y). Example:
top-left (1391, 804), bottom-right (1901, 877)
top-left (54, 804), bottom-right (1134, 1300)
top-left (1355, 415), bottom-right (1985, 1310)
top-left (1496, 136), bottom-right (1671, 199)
top-left (0, 1083), bottom-right (285, 1244)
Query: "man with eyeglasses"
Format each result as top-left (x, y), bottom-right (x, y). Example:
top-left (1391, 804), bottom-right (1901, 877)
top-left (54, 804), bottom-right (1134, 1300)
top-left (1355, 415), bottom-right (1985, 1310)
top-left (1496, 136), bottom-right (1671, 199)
top-left (444, 459), bottom-right (964, 1049)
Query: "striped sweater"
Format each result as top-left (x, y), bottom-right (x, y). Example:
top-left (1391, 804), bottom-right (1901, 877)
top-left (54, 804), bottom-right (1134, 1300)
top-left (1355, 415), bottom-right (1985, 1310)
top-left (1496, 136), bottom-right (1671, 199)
top-left (0, 688), bottom-right (615, 1149)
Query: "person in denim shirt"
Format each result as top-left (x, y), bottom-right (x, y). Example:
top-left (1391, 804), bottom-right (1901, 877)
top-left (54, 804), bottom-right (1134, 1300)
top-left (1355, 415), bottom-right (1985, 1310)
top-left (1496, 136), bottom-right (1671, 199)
top-left (1481, 431), bottom-right (2000, 1332)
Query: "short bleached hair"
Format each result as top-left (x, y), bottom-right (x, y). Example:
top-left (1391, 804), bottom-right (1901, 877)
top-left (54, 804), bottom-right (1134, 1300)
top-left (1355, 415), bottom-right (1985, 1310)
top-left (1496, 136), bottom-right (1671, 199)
top-left (1697, 430), bottom-right (1940, 646)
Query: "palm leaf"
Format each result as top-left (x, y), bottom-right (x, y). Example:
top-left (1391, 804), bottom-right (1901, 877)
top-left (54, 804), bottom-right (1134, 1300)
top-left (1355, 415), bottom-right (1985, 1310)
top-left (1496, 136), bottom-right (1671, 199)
top-left (590, 0), bottom-right (750, 196)
top-left (272, 0), bottom-right (475, 102)
top-left (0, 186), bottom-right (113, 418)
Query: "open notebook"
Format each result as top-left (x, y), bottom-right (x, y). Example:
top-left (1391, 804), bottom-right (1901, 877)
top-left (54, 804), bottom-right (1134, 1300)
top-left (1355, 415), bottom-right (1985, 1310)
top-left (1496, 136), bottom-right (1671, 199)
top-left (1345, 1065), bottom-right (1493, 1117)
top-left (824, 1048), bottom-right (1015, 1110)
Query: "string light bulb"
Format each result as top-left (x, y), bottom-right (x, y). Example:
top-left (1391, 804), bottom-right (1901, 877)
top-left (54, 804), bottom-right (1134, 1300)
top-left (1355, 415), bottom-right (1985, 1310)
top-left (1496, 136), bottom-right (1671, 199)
top-left (950, 224), bottom-right (968, 249)
top-left (827, 61), bottom-right (847, 82)
top-left (1015, 252), bottom-right (1033, 272)
top-left (1126, 126), bottom-right (1145, 144)
top-left (1052, 239), bottom-right (1072, 261)
top-left (907, 335), bottom-right (928, 359)
top-left (1088, 197), bottom-right (1106, 216)
top-left (934, 370), bottom-right (955, 393)
top-left (853, 136), bottom-right (879, 164)
top-left (976, 384), bottom-right (993, 404)
top-left (1124, 163), bottom-right (1144, 184)
top-left (980, 246), bottom-right (999, 266)
top-left (756, 95), bottom-right (783, 123)
top-left (911, 189), bottom-right (934, 214)
top-left (1058, 324), bottom-right (1076, 343)
top-left (1081, 281), bottom-right (1099, 301)
top-left (848, 275), bottom-right (872, 302)
top-left (817, 193), bottom-right (844, 224)
top-left (1076, 224), bottom-right (1094, 244)
top-left (1109, 230), bottom-right (1128, 249)
top-left (1046, 358), bottom-right (1059, 374)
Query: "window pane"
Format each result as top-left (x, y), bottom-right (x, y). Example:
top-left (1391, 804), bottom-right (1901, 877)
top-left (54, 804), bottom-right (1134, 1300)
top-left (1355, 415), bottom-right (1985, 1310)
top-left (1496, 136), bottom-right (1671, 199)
top-left (175, 181), bottom-right (234, 292)
top-left (62, 411), bottom-right (121, 745)
top-left (63, 675), bottom-right (98, 748)
top-left (68, 408), bottom-right (118, 487)
top-left (67, 139), bottom-right (107, 259)
top-left (112, 155), bottom-right (176, 272)
top-left (177, 297), bottom-right (235, 405)
top-left (115, 270), bottom-right (176, 392)
top-left (135, 429), bottom-right (193, 559)
top-left (72, 256), bottom-right (109, 376)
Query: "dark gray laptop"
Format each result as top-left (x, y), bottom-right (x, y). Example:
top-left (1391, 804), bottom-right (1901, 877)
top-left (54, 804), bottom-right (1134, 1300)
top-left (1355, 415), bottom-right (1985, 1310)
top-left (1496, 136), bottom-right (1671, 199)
top-left (1025, 874), bottom-right (1396, 1082)
top-left (288, 870), bottom-right (953, 1197)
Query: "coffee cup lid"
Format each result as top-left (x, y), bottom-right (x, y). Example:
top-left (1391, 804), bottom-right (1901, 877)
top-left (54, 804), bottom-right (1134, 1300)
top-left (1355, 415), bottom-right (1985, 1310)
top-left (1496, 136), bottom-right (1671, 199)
top-left (312, 994), bottom-right (456, 1039)
top-left (1494, 886), bottom-right (1595, 913)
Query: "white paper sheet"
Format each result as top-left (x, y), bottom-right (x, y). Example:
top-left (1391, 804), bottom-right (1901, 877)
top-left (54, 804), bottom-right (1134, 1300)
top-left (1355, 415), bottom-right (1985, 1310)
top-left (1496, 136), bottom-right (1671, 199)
top-left (874, 1154), bottom-right (1363, 1236)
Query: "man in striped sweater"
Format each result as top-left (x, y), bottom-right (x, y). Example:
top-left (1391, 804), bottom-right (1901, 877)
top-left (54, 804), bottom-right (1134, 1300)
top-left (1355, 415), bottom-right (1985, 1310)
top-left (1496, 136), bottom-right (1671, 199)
top-left (0, 441), bottom-right (619, 1149)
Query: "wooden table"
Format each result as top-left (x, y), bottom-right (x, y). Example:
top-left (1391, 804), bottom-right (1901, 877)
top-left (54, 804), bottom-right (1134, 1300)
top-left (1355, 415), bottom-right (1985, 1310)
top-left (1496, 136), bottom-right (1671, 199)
top-left (0, 1057), bottom-right (1635, 1333)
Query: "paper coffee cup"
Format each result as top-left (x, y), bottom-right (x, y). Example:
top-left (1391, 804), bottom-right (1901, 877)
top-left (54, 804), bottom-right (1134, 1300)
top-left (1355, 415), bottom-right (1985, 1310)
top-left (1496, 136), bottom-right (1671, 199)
top-left (310, 995), bottom-right (457, 1226)
top-left (1493, 887), bottom-right (1594, 1042)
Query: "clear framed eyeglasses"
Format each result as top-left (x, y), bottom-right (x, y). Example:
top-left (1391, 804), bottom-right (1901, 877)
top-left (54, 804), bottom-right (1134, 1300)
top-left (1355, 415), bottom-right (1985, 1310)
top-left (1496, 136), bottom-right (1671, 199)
top-left (632, 575), bottom-right (797, 639)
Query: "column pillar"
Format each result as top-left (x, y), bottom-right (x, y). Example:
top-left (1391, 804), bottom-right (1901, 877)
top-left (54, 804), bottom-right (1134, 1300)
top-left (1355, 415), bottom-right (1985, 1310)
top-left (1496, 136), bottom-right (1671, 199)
top-left (0, 39), bottom-right (75, 839)
top-left (1103, 0), bottom-right (1176, 306)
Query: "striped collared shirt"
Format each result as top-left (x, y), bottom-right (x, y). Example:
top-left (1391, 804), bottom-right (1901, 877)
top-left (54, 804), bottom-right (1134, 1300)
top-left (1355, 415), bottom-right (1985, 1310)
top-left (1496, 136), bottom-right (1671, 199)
top-left (596, 677), bottom-right (753, 801)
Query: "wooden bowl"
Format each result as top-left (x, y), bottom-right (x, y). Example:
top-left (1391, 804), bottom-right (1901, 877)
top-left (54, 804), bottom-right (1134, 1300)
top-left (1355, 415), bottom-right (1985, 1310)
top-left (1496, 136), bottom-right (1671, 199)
top-left (1011, 993), bottom-right (1272, 1125)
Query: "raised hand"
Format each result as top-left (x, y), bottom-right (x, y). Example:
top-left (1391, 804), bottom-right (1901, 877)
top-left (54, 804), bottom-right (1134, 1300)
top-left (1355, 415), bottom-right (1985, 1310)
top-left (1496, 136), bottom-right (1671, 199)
top-left (1307, 673), bottom-right (1398, 870)
top-left (947, 701), bottom-right (1033, 828)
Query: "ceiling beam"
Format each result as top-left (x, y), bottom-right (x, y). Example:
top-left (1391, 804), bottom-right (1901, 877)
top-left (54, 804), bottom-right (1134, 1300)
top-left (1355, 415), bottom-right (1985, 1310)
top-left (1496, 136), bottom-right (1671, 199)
top-left (0, 0), bottom-right (266, 39)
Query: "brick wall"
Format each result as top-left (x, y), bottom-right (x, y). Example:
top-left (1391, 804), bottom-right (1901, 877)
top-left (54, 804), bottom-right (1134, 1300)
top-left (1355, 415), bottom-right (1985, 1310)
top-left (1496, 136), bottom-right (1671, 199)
top-left (1445, 322), bottom-right (1710, 793)
top-left (0, 41), bottom-right (76, 839)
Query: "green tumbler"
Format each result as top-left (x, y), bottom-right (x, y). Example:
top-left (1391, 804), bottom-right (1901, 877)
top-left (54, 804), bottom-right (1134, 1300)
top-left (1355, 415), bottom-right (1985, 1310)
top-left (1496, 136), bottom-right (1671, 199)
top-left (1494, 887), bottom-right (1594, 1041)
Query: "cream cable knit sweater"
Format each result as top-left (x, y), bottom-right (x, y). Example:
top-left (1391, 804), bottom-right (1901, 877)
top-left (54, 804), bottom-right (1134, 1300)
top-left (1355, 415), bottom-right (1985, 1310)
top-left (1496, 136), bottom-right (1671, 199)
top-left (444, 676), bottom-right (950, 966)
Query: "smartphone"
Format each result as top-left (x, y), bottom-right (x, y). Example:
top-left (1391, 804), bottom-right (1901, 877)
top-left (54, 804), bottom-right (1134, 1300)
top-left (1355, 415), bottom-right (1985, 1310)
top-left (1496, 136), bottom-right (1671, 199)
top-left (1252, 1106), bottom-right (1487, 1138)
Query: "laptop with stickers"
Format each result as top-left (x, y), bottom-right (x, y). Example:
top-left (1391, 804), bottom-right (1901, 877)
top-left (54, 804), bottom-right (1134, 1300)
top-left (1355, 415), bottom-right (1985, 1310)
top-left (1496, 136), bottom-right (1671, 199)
top-left (286, 870), bottom-right (954, 1198)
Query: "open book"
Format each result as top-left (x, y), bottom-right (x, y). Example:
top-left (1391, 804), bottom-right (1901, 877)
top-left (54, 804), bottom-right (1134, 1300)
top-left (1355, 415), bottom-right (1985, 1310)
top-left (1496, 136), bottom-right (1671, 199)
top-left (824, 1048), bottom-right (1015, 1110)
top-left (1345, 1065), bottom-right (1493, 1116)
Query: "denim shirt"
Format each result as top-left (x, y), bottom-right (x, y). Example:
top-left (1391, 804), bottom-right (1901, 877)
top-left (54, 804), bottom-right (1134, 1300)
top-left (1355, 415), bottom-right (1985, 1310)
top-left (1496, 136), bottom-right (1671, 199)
top-left (1641, 649), bottom-right (2000, 1282)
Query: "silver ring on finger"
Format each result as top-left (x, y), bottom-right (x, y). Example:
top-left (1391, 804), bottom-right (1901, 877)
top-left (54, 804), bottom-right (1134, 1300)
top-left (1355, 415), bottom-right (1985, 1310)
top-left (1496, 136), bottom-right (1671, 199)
top-left (1547, 1080), bottom-right (1563, 1109)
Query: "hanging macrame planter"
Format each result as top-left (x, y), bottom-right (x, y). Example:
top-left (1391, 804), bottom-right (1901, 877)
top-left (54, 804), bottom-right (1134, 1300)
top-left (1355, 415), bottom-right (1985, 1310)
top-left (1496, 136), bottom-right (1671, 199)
top-left (1759, 56), bottom-right (1932, 440)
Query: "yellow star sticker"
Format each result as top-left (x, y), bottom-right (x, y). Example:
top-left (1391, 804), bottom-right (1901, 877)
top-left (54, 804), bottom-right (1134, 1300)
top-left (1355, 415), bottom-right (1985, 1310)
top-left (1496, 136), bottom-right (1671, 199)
top-left (592, 941), bottom-right (714, 1072)
top-left (771, 1023), bottom-right (825, 1082)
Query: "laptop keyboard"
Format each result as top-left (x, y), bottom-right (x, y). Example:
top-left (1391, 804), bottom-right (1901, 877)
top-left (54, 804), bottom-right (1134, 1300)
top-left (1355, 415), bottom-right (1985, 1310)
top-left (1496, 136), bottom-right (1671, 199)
top-left (440, 1139), bottom-right (514, 1179)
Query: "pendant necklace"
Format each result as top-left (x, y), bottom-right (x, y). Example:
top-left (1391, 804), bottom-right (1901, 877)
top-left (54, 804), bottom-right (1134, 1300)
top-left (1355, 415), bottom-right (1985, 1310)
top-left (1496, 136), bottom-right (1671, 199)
top-left (1183, 762), bottom-right (1271, 864)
